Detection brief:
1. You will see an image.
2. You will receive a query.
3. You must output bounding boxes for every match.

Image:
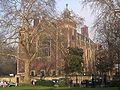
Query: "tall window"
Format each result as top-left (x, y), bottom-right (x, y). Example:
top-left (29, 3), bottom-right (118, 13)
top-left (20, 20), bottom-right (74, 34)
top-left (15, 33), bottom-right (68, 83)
top-left (42, 39), bottom-right (50, 56)
top-left (39, 37), bottom-right (51, 57)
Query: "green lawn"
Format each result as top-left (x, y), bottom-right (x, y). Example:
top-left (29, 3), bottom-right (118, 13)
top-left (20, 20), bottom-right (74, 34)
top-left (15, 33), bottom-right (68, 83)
top-left (0, 87), bottom-right (118, 90)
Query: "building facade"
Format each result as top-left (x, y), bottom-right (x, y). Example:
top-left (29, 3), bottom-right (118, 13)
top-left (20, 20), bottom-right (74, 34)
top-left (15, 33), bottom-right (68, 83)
top-left (17, 5), bottom-right (96, 79)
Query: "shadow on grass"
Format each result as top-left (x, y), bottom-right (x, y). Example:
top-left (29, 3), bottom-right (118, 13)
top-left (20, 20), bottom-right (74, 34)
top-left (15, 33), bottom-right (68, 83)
top-left (21, 87), bottom-right (70, 90)
top-left (47, 88), bottom-right (67, 90)
top-left (47, 87), bottom-right (79, 90)
top-left (13, 87), bottom-right (119, 90)
top-left (46, 87), bottom-right (118, 90)
top-left (20, 89), bottom-right (40, 90)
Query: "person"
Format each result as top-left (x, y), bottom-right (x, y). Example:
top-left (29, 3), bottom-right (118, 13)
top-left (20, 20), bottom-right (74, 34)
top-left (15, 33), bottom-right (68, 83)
top-left (31, 79), bottom-right (36, 85)
top-left (2, 80), bottom-right (8, 87)
top-left (99, 77), bottom-right (102, 87)
top-left (92, 78), bottom-right (95, 87)
top-left (69, 79), bottom-right (73, 87)
top-left (103, 74), bottom-right (107, 87)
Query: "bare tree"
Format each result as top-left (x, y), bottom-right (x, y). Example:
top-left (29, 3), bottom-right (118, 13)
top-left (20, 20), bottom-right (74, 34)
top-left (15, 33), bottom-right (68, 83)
top-left (83, 0), bottom-right (120, 74)
top-left (0, 0), bottom-right (85, 84)
top-left (0, 0), bottom-right (56, 84)
top-left (95, 47), bottom-right (115, 75)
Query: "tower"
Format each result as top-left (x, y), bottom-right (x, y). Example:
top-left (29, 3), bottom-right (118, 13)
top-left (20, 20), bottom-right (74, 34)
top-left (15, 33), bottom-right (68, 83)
top-left (58, 4), bottom-right (77, 48)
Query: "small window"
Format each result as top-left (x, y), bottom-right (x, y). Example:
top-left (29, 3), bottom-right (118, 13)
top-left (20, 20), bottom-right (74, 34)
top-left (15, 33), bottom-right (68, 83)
top-left (72, 35), bottom-right (75, 41)
top-left (30, 70), bottom-right (35, 76)
top-left (52, 71), bottom-right (56, 76)
top-left (40, 70), bottom-right (45, 78)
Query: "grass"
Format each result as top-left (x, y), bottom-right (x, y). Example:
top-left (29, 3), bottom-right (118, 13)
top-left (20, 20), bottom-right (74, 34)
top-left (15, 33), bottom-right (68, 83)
top-left (0, 86), bottom-right (118, 90)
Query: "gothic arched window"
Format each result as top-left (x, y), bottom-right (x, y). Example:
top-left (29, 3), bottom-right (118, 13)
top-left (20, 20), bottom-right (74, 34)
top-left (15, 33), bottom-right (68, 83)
top-left (38, 36), bottom-right (51, 57)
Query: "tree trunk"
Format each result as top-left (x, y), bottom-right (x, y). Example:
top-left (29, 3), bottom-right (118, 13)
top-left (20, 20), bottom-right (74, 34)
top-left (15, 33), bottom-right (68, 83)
top-left (76, 74), bottom-right (78, 84)
top-left (24, 59), bottom-right (31, 84)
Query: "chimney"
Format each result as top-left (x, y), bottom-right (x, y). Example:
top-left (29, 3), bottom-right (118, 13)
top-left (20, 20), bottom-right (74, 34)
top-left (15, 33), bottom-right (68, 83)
top-left (81, 25), bottom-right (89, 37)
top-left (34, 18), bottom-right (39, 27)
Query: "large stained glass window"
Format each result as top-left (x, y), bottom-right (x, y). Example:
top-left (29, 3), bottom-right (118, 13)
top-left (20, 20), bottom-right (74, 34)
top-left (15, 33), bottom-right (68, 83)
top-left (38, 37), bottom-right (51, 57)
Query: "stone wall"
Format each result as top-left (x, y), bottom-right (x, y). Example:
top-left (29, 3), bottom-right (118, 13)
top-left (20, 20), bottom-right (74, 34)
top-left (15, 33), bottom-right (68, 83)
top-left (0, 76), bottom-right (16, 82)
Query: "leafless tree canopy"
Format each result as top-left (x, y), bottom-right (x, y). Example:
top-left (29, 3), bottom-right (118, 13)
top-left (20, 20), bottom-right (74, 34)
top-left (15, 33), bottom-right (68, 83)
top-left (83, 0), bottom-right (120, 74)
top-left (83, 0), bottom-right (120, 52)
top-left (83, 0), bottom-right (120, 43)
top-left (0, 0), bottom-right (56, 83)
top-left (0, 0), bottom-right (56, 45)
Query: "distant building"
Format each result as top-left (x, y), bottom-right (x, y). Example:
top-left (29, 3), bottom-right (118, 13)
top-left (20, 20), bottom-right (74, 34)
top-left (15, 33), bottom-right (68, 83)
top-left (17, 5), bottom-right (96, 80)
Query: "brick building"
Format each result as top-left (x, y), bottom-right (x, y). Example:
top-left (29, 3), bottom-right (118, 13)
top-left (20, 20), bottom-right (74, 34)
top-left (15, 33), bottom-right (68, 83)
top-left (17, 5), bottom-right (96, 79)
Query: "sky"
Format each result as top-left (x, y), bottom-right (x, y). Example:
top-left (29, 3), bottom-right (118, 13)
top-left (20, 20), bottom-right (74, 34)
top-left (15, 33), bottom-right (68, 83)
top-left (56, 0), bottom-right (95, 39)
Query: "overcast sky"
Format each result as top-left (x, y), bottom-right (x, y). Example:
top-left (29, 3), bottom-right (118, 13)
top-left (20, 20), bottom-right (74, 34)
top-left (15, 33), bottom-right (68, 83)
top-left (56, 0), bottom-right (96, 39)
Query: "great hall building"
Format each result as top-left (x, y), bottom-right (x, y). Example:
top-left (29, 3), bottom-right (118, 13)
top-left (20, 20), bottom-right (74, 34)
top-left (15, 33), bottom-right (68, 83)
top-left (17, 5), bottom-right (96, 78)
